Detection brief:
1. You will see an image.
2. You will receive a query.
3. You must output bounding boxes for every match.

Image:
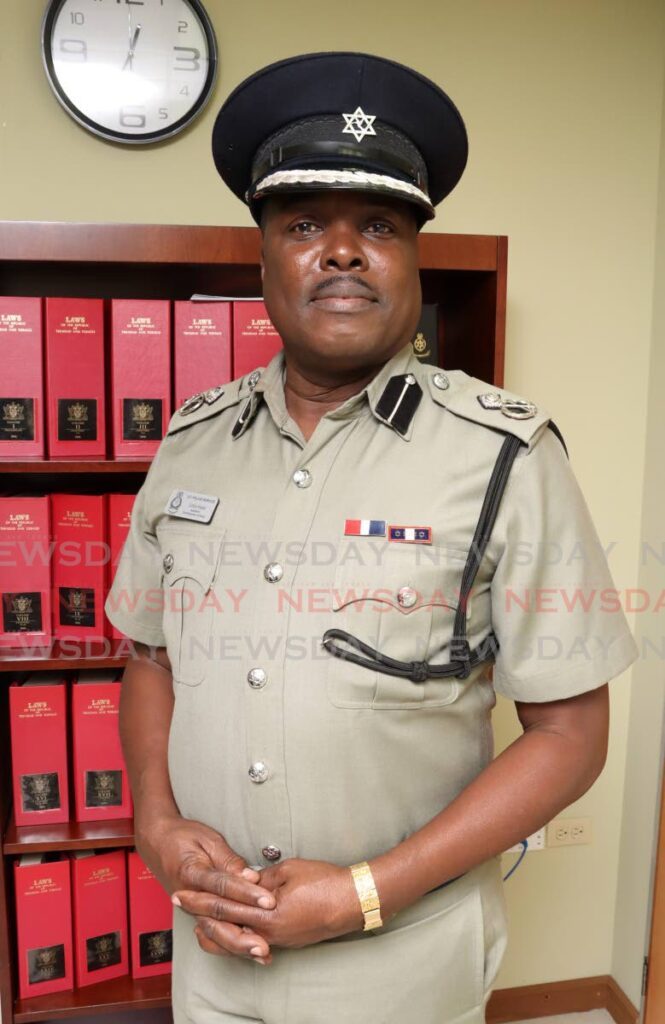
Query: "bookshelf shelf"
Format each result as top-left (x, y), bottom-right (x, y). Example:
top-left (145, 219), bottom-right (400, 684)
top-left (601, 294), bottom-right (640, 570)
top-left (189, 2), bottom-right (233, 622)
top-left (0, 219), bottom-right (507, 1023)
top-left (13, 972), bottom-right (171, 1023)
top-left (3, 810), bottom-right (135, 855)
top-left (0, 639), bottom-right (133, 672)
top-left (0, 461), bottom-right (150, 474)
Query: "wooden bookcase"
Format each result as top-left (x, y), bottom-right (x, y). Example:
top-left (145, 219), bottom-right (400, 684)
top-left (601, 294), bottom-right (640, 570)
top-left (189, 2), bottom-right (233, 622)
top-left (0, 221), bottom-right (507, 1023)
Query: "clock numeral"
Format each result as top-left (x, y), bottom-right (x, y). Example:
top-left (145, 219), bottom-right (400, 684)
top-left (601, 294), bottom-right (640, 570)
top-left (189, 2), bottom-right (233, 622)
top-left (158, 107), bottom-right (168, 120)
top-left (117, 1), bottom-right (144, 5)
top-left (179, 85), bottom-right (189, 96)
top-left (59, 38), bottom-right (87, 61)
top-left (178, 20), bottom-right (188, 33)
top-left (70, 12), bottom-right (85, 24)
top-left (173, 46), bottom-right (201, 72)
top-left (119, 105), bottom-right (146, 128)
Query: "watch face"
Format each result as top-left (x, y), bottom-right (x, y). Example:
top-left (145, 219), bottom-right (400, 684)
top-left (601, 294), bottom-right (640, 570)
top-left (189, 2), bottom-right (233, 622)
top-left (42, 0), bottom-right (218, 143)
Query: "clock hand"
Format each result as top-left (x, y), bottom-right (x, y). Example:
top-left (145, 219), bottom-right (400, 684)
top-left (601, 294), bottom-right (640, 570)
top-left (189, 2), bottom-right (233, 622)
top-left (122, 24), bottom-right (142, 72)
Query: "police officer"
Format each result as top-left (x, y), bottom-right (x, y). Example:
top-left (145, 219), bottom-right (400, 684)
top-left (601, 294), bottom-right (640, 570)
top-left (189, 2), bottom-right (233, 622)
top-left (105, 52), bottom-right (639, 1024)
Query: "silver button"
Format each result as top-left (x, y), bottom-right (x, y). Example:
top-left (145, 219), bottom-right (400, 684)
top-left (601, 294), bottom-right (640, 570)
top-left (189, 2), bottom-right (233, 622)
top-left (477, 392), bottom-right (503, 409)
top-left (292, 468), bottom-right (312, 488)
top-left (262, 844), bottom-right (281, 861)
top-left (162, 553), bottom-right (174, 574)
top-left (396, 586), bottom-right (418, 608)
top-left (247, 667), bottom-right (267, 689)
top-left (248, 761), bottom-right (268, 783)
top-left (264, 562), bottom-right (283, 583)
top-left (432, 372), bottom-right (450, 390)
top-left (247, 369), bottom-right (262, 391)
top-left (405, 373), bottom-right (416, 384)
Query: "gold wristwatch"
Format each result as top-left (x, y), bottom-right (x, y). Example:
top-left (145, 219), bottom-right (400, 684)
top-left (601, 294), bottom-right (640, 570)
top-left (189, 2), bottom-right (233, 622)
top-left (349, 861), bottom-right (383, 931)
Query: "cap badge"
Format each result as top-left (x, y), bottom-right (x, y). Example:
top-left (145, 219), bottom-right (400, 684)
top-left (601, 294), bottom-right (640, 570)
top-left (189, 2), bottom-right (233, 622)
top-left (342, 107), bottom-right (377, 143)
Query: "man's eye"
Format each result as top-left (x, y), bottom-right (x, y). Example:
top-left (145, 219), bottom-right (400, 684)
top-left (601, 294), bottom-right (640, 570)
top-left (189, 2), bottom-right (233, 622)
top-left (366, 222), bottom-right (393, 235)
top-left (291, 221), bottom-right (319, 234)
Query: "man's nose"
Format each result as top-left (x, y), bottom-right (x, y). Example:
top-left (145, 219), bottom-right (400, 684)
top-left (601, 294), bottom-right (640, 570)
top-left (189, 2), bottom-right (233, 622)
top-left (319, 226), bottom-right (369, 271)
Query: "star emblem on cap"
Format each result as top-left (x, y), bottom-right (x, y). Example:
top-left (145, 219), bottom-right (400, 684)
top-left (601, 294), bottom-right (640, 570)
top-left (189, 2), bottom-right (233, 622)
top-left (342, 106), bottom-right (377, 143)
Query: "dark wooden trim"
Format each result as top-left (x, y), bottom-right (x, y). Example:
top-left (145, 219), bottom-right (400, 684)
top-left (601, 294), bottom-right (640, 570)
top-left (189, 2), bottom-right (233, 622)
top-left (644, 760), bottom-right (665, 1023)
top-left (3, 810), bottom-right (135, 855)
top-left (0, 221), bottom-right (501, 272)
top-left (486, 974), bottom-right (639, 1023)
top-left (0, 638), bottom-right (132, 671)
top-left (0, 461), bottom-right (150, 474)
top-left (494, 236), bottom-right (508, 388)
top-left (13, 972), bottom-right (171, 1023)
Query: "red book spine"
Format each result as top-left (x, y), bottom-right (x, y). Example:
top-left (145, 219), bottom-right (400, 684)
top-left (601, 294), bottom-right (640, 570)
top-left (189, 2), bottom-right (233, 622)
top-left (44, 297), bottom-right (106, 459)
top-left (128, 851), bottom-right (173, 978)
top-left (71, 850), bottom-right (129, 987)
top-left (9, 678), bottom-right (69, 827)
top-left (14, 854), bottom-right (74, 999)
top-left (232, 301), bottom-right (283, 378)
top-left (174, 301), bottom-right (232, 408)
top-left (51, 493), bottom-right (107, 641)
top-left (0, 496), bottom-right (52, 649)
top-left (110, 299), bottom-right (171, 459)
top-left (72, 675), bottom-right (133, 821)
top-left (106, 493), bottom-right (136, 640)
top-left (0, 296), bottom-right (44, 459)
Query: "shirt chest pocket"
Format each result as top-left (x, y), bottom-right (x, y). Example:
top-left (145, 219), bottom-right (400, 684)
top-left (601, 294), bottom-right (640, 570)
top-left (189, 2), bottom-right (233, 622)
top-left (325, 546), bottom-right (471, 709)
top-left (158, 527), bottom-right (226, 687)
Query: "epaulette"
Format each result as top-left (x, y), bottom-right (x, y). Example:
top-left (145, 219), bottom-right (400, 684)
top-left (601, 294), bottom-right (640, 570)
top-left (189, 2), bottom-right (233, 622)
top-left (164, 369), bottom-right (266, 437)
top-left (426, 369), bottom-right (567, 456)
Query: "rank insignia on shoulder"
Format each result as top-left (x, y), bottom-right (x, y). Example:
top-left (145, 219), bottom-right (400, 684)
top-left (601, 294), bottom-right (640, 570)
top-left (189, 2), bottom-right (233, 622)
top-left (477, 392), bottom-right (538, 419)
top-left (388, 526), bottom-right (432, 544)
top-left (344, 519), bottom-right (386, 537)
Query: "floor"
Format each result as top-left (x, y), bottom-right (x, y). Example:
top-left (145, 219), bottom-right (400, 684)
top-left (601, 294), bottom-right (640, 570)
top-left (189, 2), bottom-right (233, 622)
top-left (505, 1012), bottom-right (614, 1024)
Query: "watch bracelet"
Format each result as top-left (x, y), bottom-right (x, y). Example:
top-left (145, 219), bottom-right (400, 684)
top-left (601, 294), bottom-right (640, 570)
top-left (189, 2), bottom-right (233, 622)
top-left (349, 861), bottom-right (383, 931)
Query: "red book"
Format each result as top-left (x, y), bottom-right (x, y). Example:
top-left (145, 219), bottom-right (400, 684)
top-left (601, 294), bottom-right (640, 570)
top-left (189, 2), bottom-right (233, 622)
top-left (71, 849), bottom-right (129, 987)
top-left (0, 296), bottom-right (44, 460)
top-left (44, 297), bottom-right (106, 459)
top-left (14, 852), bottom-right (74, 999)
top-left (106, 493), bottom-right (136, 639)
top-left (128, 850), bottom-right (173, 978)
top-left (174, 300), bottom-right (232, 408)
top-left (51, 493), bottom-right (107, 641)
top-left (72, 669), bottom-right (133, 821)
top-left (0, 496), bottom-right (51, 649)
top-left (110, 299), bottom-right (171, 459)
top-left (232, 301), bottom-right (283, 378)
top-left (9, 673), bottom-right (69, 826)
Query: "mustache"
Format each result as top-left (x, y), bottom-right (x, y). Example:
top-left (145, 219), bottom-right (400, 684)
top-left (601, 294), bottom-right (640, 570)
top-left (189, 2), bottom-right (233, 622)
top-left (312, 275), bottom-right (376, 297)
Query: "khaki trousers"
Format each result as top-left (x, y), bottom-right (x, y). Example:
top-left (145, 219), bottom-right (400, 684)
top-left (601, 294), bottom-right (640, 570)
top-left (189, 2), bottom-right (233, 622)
top-left (171, 856), bottom-right (508, 1024)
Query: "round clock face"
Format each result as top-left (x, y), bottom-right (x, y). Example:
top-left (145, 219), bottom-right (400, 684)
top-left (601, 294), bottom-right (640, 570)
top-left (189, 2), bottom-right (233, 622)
top-left (42, 0), bottom-right (218, 144)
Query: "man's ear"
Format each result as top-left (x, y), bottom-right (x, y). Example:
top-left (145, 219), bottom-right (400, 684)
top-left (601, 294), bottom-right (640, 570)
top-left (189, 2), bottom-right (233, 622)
top-left (260, 244), bottom-right (265, 284)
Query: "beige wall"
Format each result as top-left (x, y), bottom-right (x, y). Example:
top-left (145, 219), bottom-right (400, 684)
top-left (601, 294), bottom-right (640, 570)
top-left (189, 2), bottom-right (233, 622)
top-left (1, 0), bottom-right (664, 1009)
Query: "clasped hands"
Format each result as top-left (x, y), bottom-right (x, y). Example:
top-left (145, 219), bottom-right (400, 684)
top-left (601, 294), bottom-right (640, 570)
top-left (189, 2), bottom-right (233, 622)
top-left (173, 855), bottom-right (365, 966)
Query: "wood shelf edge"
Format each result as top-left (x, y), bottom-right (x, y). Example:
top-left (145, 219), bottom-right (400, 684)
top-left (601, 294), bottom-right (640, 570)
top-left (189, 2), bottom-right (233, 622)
top-left (3, 808), bottom-right (136, 855)
top-left (13, 973), bottom-right (171, 1023)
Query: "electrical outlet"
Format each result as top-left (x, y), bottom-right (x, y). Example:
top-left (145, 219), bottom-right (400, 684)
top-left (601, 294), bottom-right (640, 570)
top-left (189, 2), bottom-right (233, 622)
top-left (505, 828), bottom-right (546, 853)
top-left (547, 816), bottom-right (592, 847)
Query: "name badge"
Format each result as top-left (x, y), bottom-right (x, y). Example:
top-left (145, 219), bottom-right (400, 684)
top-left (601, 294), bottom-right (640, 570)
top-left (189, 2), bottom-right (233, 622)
top-left (165, 489), bottom-right (219, 524)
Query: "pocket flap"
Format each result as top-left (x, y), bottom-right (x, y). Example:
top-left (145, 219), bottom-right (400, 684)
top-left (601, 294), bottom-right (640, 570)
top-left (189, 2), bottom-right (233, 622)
top-left (158, 529), bottom-right (226, 591)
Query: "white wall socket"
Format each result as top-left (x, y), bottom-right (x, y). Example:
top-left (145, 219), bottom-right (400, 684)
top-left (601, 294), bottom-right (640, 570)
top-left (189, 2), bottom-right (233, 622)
top-left (547, 816), bottom-right (592, 847)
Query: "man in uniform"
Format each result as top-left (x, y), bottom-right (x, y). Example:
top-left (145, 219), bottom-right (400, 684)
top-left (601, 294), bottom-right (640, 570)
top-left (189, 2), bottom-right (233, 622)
top-left (105, 52), bottom-right (639, 1024)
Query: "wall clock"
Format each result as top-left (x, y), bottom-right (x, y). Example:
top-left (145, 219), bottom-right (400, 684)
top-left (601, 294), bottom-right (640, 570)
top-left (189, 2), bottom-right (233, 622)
top-left (41, 0), bottom-right (218, 144)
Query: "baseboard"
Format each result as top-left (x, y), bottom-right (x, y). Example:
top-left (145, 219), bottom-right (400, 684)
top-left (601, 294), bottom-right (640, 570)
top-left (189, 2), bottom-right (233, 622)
top-left (486, 974), bottom-right (639, 1023)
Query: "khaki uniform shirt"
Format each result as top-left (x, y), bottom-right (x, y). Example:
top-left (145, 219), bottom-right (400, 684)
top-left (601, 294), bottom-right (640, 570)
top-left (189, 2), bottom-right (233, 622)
top-left (105, 340), bottom-right (638, 870)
